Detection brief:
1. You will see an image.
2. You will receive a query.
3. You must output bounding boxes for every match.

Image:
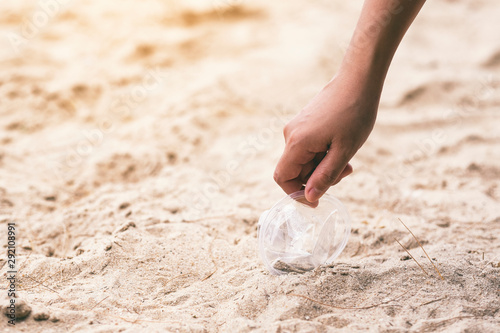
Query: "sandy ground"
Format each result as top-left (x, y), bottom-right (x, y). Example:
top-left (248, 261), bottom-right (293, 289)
top-left (0, 0), bottom-right (499, 332)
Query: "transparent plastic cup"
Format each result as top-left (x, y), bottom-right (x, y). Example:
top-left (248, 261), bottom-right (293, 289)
top-left (258, 190), bottom-right (351, 275)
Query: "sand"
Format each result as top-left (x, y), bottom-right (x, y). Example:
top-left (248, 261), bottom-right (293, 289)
top-left (0, 0), bottom-right (499, 332)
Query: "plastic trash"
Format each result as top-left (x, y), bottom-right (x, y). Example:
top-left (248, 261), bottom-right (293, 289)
top-left (258, 190), bottom-right (351, 275)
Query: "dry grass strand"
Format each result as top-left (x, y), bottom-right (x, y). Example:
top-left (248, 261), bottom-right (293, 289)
top-left (396, 239), bottom-right (429, 277)
top-left (290, 291), bottom-right (406, 310)
top-left (398, 218), bottom-right (444, 280)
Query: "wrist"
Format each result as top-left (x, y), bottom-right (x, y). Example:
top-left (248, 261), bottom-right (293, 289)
top-left (332, 55), bottom-right (385, 104)
top-left (338, 45), bottom-right (390, 88)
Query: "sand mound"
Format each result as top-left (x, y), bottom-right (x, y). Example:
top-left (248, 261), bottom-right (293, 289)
top-left (1, 0), bottom-right (499, 332)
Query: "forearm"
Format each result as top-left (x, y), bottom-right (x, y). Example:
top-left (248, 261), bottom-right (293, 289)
top-left (340, 0), bottom-right (426, 87)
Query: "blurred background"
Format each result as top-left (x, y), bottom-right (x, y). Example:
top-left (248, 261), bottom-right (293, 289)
top-left (0, 1), bottom-right (499, 331)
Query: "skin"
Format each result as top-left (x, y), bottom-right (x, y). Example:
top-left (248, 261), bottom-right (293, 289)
top-left (274, 0), bottom-right (427, 203)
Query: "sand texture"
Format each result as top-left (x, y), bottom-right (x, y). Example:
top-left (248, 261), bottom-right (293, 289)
top-left (0, 0), bottom-right (499, 332)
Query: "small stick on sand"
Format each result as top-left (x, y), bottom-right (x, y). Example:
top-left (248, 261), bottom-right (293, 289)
top-left (21, 269), bottom-right (63, 292)
top-left (113, 241), bottom-right (123, 248)
top-left (398, 218), bottom-right (444, 280)
top-left (419, 297), bottom-right (445, 307)
top-left (201, 269), bottom-right (217, 281)
top-left (22, 275), bottom-right (67, 301)
top-left (17, 251), bottom-right (32, 276)
top-left (435, 315), bottom-right (476, 324)
top-left (396, 239), bottom-right (429, 277)
top-left (290, 291), bottom-right (407, 310)
top-left (201, 232), bottom-right (219, 281)
top-left (90, 295), bottom-right (110, 311)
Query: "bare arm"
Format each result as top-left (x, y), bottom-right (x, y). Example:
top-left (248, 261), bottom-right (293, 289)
top-left (274, 0), bottom-right (426, 202)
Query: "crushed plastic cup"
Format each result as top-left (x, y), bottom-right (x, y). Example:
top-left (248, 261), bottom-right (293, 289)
top-left (258, 190), bottom-right (351, 275)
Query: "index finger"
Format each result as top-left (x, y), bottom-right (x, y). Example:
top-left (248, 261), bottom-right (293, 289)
top-left (274, 144), bottom-right (315, 194)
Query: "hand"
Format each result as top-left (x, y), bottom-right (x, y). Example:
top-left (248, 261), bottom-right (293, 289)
top-left (273, 70), bottom-right (380, 203)
top-left (273, 0), bottom-right (426, 203)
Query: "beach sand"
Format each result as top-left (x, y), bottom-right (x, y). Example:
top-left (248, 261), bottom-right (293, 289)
top-left (0, 0), bottom-right (499, 331)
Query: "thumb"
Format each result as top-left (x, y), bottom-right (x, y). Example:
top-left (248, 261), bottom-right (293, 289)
top-left (304, 149), bottom-right (350, 202)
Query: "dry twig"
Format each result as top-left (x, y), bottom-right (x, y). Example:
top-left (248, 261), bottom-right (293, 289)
top-left (396, 239), bottom-right (429, 277)
top-left (419, 297), bottom-right (445, 307)
top-left (201, 232), bottom-right (219, 281)
top-left (290, 291), bottom-right (406, 310)
top-left (201, 269), bottom-right (217, 281)
top-left (90, 296), bottom-right (110, 311)
top-left (398, 218), bottom-right (444, 280)
top-left (22, 275), bottom-right (67, 301)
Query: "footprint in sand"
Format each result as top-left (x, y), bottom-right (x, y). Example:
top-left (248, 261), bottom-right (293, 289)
top-left (482, 48), bottom-right (500, 68)
top-left (398, 81), bottom-right (460, 107)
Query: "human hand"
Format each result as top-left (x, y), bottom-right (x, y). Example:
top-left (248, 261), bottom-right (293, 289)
top-left (273, 70), bottom-right (381, 203)
top-left (273, 0), bottom-right (425, 203)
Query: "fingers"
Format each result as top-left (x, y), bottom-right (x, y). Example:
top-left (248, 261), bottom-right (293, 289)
top-left (333, 163), bottom-right (353, 186)
top-left (275, 143), bottom-right (353, 200)
top-left (273, 157), bottom-right (305, 195)
top-left (304, 148), bottom-right (352, 202)
top-left (277, 178), bottom-right (304, 195)
top-left (275, 131), bottom-right (354, 201)
top-left (274, 142), bottom-right (315, 195)
top-left (298, 161), bottom-right (316, 184)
